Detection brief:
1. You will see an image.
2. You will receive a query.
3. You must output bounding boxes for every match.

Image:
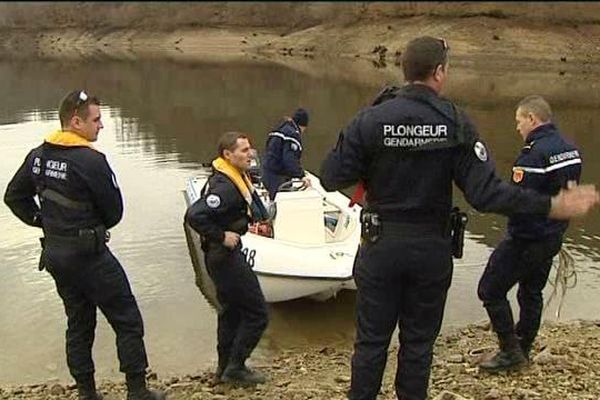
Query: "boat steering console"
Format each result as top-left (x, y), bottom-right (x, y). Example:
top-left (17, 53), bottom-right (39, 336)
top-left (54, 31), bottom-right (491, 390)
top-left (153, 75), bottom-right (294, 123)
top-left (277, 178), bottom-right (309, 193)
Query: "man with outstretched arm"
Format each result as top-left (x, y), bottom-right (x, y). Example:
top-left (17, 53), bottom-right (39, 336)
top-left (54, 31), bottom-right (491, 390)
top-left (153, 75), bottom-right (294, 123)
top-left (478, 95), bottom-right (583, 372)
top-left (319, 37), bottom-right (599, 400)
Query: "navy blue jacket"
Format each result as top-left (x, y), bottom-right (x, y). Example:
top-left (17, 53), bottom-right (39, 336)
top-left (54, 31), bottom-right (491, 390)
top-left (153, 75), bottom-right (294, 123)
top-left (320, 84), bottom-right (551, 225)
top-left (262, 119), bottom-right (304, 198)
top-left (508, 123), bottom-right (581, 239)
top-left (185, 171), bottom-right (250, 244)
top-left (4, 141), bottom-right (123, 236)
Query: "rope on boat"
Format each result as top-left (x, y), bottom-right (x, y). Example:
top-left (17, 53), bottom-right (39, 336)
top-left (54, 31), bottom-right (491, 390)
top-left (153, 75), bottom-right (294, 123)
top-left (544, 246), bottom-right (577, 319)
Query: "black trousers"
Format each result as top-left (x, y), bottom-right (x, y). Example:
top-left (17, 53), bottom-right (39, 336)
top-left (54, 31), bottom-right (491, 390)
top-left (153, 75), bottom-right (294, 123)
top-left (478, 235), bottom-right (562, 340)
top-left (349, 224), bottom-right (453, 400)
top-left (44, 243), bottom-right (148, 378)
top-left (205, 242), bottom-right (268, 365)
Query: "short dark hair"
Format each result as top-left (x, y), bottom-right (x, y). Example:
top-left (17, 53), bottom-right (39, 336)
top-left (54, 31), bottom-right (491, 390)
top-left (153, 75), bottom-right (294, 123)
top-left (59, 90), bottom-right (100, 128)
top-left (401, 36), bottom-right (449, 82)
top-left (217, 131), bottom-right (249, 157)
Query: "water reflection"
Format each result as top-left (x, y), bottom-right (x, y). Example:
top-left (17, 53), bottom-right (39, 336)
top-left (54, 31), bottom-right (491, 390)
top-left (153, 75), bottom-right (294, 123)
top-left (0, 57), bottom-right (599, 385)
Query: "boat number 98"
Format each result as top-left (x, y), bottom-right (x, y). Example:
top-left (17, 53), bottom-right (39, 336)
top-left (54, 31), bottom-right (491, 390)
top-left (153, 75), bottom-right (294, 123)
top-left (241, 247), bottom-right (257, 268)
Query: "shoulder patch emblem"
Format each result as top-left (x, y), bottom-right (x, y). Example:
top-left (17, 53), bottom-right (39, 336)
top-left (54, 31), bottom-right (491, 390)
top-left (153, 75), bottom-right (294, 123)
top-left (206, 194), bottom-right (221, 209)
top-left (512, 168), bottom-right (524, 183)
top-left (290, 143), bottom-right (299, 151)
top-left (473, 141), bottom-right (488, 162)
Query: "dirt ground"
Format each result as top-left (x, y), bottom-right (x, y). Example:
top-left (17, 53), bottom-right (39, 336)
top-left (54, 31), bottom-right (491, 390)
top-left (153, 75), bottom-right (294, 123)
top-left (0, 16), bottom-right (599, 116)
top-left (2, 14), bottom-right (600, 79)
top-left (1, 320), bottom-right (598, 400)
top-left (2, 9), bottom-right (600, 100)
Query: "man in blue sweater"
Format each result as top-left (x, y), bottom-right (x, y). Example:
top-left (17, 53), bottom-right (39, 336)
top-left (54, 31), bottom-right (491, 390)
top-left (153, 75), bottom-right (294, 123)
top-left (262, 108), bottom-right (311, 200)
top-left (478, 95), bottom-right (582, 372)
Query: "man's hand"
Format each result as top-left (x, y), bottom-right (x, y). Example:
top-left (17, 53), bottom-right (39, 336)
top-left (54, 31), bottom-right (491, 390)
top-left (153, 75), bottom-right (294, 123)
top-left (223, 231), bottom-right (241, 249)
top-left (302, 176), bottom-right (312, 188)
top-left (549, 181), bottom-right (600, 220)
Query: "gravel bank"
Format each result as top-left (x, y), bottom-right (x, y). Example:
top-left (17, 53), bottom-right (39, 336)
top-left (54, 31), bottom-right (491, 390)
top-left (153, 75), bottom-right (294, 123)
top-left (2, 320), bottom-right (598, 400)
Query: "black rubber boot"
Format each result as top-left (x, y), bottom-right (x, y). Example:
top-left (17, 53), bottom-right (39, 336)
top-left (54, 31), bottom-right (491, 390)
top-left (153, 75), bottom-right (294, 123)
top-left (214, 355), bottom-right (230, 384)
top-left (479, 333), bottom-right (527, 373)
top-left (221, 360), bottom-right (266, 386)
top-left (517, 334), bottom-right (535, 360)
top-left (126, 373), bottom-right (167, 400)
top-left (75, 373), bottom-right (103, 400)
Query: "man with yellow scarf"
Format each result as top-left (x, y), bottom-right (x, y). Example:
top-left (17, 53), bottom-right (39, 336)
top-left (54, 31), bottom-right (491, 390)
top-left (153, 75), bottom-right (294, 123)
top-left (185, 132), bottom-right (270, 386)
top-left (4, 90), bottom-right (165, 400)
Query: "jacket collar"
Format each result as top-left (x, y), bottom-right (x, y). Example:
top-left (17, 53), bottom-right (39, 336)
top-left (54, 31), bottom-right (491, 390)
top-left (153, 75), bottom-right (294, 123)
top-left (45, 130), bottom-right (93, 148)
top-left (212, 157), bottom-right (253, 204)
top-left (526, 122), bottom-right (556, 143)
top-left (404, 83), bottom-right (439, 97)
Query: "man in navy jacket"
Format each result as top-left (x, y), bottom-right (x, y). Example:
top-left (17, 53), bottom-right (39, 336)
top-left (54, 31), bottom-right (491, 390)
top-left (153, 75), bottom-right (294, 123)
top-left (478, 95), bottom-right (582, 372)
top-left (262, 108), bottom-right (310, 200)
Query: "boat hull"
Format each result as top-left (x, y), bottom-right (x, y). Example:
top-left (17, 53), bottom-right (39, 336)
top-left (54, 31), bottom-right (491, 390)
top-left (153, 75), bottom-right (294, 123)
top-left (183, 170), bottom-right (491, 306)
top-left (183, 183), bottom-right (356, 306)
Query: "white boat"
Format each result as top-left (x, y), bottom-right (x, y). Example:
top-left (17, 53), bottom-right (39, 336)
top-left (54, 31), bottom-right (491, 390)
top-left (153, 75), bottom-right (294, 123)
top-left (183, 167), bottom-right (361, 307)
top-left (183, 167), bottom-right (492, 308)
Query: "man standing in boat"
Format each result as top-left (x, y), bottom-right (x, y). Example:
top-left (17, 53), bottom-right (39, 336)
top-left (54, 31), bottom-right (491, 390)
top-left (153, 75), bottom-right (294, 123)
top-left (319, 36), bottom-right (599, 400)
top-left (262, 108), bottom-right (311, 200)
top-left (4, 90), bottom-right (165, 400)
top-left (185, 132), bottom-right (270, 385)
top-left (477, 95), bottom-right (582, 372)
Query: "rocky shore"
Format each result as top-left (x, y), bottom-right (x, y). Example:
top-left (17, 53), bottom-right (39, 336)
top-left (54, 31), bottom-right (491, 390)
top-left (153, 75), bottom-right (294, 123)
top-left (3, 3), bottom-right (600, 77)
top-left (2, 320), bottom-right (598, 400)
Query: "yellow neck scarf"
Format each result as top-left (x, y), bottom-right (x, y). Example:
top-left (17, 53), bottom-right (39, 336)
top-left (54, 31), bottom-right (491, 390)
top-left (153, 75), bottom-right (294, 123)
top-left (212, 157), bottom-right (253, 205)
top-left (45, 130), bottom-right (93, 148)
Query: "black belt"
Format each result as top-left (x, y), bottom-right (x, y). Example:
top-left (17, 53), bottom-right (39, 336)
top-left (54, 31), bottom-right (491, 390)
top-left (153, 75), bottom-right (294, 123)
top-left (44, 234), bottom-right (86, 247)
top-left (380, 221), bottom-right (449, 237)
top-left (377, 210), bottom-right (446, 225)
top-left (44, 226), bottom-right (109, 250)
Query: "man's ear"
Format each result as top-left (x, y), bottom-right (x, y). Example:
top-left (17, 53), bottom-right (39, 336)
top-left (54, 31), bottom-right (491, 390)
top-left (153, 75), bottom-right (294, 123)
top-left (223, 149), bottom-right (232, 161)
top-left (67, 114), bottom-right (81, 131)
top-left (433, 64), bottom-right (444, 81)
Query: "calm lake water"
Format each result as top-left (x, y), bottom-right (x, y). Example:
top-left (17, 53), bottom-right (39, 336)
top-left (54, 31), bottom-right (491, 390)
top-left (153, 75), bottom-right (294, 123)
top-left (0, 57), bottom-right (599, 385)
